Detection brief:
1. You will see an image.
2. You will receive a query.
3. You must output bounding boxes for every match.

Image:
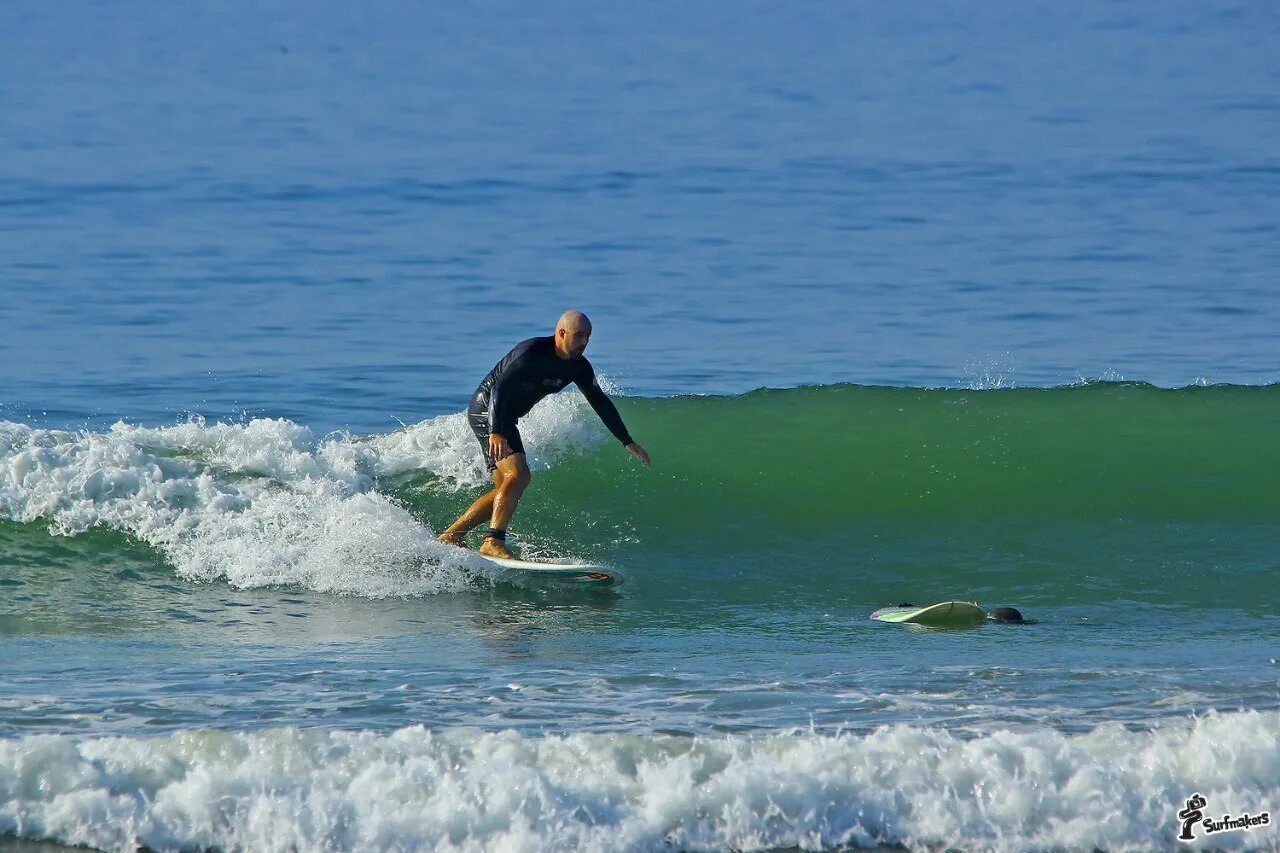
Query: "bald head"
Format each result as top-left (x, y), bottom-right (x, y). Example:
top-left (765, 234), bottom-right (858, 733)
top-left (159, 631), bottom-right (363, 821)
top-left (556, 310), bottom-right (592, 334)
top-left (553, 310), bottom-right (593, 359)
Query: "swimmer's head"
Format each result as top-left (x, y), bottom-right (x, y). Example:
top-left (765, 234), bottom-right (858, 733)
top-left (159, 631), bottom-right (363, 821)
top-left (988, 606), bottom-right (1030, 624)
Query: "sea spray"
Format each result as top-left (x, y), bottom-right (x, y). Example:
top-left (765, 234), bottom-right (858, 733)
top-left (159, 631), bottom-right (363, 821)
top-left (0, 390), bottom-right (607, 596)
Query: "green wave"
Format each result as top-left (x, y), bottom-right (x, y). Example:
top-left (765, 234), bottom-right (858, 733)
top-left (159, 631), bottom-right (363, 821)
top-left (406, 382), bottom-right (1279, 609)
top-left (3, 383), bottom-right (1275, 612)
top-left (412, 381), bottom-right (1279, 524)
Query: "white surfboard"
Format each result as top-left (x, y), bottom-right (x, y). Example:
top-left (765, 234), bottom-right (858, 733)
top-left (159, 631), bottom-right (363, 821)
top-left (480, 554), bottom-right (625, 588)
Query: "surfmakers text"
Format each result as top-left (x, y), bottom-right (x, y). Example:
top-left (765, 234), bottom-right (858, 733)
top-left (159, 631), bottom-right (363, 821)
top-left (1178, 793), bottom-right (1271, 842)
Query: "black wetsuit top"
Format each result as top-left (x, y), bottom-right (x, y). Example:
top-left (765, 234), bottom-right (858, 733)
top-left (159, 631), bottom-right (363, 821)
top-left (469, 336), bottom-right (633, 445)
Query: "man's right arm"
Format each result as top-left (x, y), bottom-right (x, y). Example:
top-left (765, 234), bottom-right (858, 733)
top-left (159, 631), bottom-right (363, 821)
top-left (486, 340), bottom-right (537, 435)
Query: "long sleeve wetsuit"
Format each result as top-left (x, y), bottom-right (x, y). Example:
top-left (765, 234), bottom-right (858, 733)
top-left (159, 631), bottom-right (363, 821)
top-left (466, 337), bottom-right (632, 465)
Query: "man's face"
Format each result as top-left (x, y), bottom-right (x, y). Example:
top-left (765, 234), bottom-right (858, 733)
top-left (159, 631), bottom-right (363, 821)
top-left (560, 326), bottom-right (591, 357)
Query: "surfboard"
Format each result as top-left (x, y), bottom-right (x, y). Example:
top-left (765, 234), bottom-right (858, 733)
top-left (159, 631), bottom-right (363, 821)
top-left (480, 554), bottom-right (625, 588)
top-left (870, 601), bottom-right (985, 628)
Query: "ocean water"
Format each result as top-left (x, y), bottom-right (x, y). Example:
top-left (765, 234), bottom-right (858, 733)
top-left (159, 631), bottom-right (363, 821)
top-left (2, 1), bottom-right (1279, 851)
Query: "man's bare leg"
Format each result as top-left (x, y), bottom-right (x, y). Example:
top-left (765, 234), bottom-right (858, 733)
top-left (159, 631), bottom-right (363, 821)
top-left (478, 453), bottom-right (531, 559)
top-left (438, 468), bottom-right (507, 547)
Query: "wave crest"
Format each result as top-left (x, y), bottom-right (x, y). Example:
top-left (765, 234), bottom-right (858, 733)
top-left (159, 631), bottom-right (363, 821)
top-left (0, 392), bottom-right (609, 595)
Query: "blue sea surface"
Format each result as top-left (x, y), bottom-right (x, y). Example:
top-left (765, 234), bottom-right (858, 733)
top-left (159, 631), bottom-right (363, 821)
top-left (1, 2), bottom-right (1278, 851)
top-left (2, 1), bottom-right (1278, 433)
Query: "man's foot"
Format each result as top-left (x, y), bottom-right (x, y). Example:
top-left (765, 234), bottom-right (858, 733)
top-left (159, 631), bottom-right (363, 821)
top-left (478, 536), bottom-right (515, 559)
top-left (437, 530), bottom-right (468, 548)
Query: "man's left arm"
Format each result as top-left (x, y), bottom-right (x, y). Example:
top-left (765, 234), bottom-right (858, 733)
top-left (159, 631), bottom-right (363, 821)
top-left (577, 365), bottom-right (650, 466)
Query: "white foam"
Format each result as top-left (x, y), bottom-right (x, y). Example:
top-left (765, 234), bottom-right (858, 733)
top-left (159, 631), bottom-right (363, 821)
top-left (1, 712), bottom-right (1276, 852)
top-left (369, 389), bottom-right (606, 489)
top-left (0, 393), bottom-right (607, 596)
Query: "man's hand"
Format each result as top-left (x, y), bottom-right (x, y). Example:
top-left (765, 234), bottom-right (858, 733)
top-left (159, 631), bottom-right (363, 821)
top-left (625, 442), bottom-right (651, 467)
top-left (489, 433), bottom-right (512, 463)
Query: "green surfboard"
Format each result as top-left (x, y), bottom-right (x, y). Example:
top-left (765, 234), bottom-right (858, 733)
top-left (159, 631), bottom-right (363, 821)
top-left (870, 601), bottom-right (985, 628)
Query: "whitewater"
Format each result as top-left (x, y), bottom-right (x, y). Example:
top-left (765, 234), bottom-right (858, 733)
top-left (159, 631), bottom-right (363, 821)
top-left (3, 712), bottom-right (1278, 853)
top-left (0, 392), bottom-right (603, 596)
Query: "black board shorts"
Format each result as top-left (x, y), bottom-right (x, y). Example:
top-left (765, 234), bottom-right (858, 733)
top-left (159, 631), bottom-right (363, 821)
top-left (467, 403), bottom-right (525, 471)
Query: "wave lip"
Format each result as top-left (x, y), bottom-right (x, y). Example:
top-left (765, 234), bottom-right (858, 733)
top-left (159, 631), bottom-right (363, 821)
top-left (0, 392), bottom-right (603, 597)
top-left (2, 711), bottom-right (1277, 852)
top-left (0, 419), bottom-right (447, 596)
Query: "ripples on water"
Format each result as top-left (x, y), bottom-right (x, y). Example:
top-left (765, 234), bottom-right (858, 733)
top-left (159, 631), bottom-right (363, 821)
top-left (2, 1), bottom-right (1278, 433)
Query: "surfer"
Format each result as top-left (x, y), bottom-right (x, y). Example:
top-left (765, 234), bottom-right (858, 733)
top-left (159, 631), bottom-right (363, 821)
top-left (437, 310), bottom-right (650, 558)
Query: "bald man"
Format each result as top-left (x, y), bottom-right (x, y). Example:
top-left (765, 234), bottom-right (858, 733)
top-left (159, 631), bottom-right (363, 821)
top-left (438, 311), bottom-right (650, 559)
